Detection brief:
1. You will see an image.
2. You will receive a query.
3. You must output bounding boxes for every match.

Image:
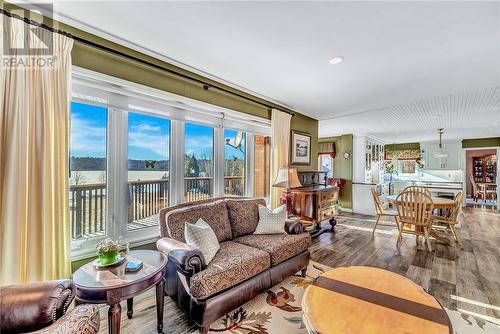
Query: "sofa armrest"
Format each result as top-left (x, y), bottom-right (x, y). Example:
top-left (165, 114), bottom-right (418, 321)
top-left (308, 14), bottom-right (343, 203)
top-left (0, 279), bottom-right (75, 333)
top-left (156, 237), bottom-right (205, 275)
top-left (34, 304), bottom-right (100, 334)
top-left (285, 219), bottom-right (305, 234)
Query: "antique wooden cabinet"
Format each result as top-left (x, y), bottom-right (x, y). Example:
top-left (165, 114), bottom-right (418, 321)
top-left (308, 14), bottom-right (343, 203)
top-left (287, 171), bottom-right (339, 237)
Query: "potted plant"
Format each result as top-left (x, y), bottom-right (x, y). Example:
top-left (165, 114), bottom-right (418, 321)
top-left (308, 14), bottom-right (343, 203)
top-left (96, 238), bottom-right (128, 265)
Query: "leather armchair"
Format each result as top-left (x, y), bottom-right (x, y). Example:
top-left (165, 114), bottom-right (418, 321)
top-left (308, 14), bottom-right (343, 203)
top-left (0, 279), bottom-right (100, 334)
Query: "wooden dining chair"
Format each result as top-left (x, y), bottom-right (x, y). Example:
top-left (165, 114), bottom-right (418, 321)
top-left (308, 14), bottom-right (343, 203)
top-left (485, 184), bottom-right (497, 202)
top-left (432, 191), bottom-right (464, 249)
top-left (402, 186), bottom-right (432, 197)
top-left (395, 188), bottom-right (435, 252)
top-left (370, 187), bottom-right (400, 235)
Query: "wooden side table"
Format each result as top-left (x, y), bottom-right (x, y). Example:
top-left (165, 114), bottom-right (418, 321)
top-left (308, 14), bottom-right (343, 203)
top-left (73, 250), bottom-right (167, 334)
top-left (302, 266), bottom-right (452, 334)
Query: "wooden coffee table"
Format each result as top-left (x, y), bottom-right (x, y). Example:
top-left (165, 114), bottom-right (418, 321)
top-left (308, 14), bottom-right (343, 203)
top-left (302, 266), bottom-right (452, 334)
top-left (73, 250), bottom-right (167, 334)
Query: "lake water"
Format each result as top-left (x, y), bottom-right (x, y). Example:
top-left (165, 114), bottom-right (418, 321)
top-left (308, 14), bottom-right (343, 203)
top-left (70, 171), bottom-right (169, 184)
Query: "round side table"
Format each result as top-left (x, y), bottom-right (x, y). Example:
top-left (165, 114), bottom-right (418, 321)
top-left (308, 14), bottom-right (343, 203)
top-left (73, 250), bottom-right (167, 334)
top-left (302, 266), bottom-right (452, 334)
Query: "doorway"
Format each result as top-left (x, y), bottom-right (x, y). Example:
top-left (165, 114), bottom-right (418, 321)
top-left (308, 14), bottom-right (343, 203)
top-left (463, 147), bottom-right (498, 210)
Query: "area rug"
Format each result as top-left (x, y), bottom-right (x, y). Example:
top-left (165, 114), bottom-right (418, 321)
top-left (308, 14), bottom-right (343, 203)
top-left (206, 261), bottom-right (328, 334)
top-left (203, 262), bottom-right (500, 334)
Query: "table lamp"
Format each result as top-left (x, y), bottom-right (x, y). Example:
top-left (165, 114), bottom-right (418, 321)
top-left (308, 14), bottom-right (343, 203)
top-left (272, 167), bottom-right (302, 213)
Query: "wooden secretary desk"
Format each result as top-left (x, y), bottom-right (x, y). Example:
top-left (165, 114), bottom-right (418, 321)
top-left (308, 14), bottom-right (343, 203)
top-left (286, 171), bottom-right (340, 238)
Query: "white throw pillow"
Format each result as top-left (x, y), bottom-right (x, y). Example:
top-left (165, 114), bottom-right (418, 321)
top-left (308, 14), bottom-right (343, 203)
top-left (254, 204), bottom-right (287, 235)
top-left (184, 218), bottom-right (220, 264)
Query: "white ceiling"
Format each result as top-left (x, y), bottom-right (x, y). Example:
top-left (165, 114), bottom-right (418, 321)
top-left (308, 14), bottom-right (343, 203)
top-left (22, 1), bottom-right (500, 142)
top-left (320, 86), bottom-right (500, 142)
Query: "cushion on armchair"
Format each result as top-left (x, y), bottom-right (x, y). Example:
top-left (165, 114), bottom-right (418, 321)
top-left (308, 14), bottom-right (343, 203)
top-left (189, 241), bottom-right (271, 299)
top-left (35, 304), bottom-right (100, 334)
top-left (235, 233), bottom-right (312, 265)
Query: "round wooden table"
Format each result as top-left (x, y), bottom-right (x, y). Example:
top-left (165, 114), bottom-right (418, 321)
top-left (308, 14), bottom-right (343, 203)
top-left (73, 250), bottom-right (167, 334)
top-left (302, 266), bottom-right (452, 334)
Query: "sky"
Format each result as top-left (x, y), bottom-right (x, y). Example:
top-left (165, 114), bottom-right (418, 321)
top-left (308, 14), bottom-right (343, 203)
top-left (70, 102), bottom-right (245, 161)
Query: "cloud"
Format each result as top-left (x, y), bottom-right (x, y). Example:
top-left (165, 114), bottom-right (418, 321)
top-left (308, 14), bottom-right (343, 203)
top-left (131, 123), bottom-right (161, 132)
top-left (185, 135), bottom-right (214, 157)
top-left (128, 124), bottom-right (169, 158)
top-left (70, 114), bottom-right (106, 156)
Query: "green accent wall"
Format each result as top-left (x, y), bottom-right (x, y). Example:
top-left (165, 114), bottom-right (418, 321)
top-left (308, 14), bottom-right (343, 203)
top-left (319, 135), bottom-right (353, 209)
top-left (384, 142), bottom-right (420, 152)
top-left (462, 137), bottom-right (500, 148)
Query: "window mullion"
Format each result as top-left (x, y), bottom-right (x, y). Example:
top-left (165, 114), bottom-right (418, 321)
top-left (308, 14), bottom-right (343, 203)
top-left (245, 134), bottom-right (254, 197)
top-left (170, 120), bottom-right (185, 205)
top-left (214, 127), bottom-right (224, 198)
top-left (107, 108), bottom-right (129, 240)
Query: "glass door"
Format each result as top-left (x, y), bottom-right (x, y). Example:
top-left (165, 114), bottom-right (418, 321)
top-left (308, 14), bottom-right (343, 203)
top-left (69, 102), bottom-right (108, 246)
top-left (184, 123), bottom-right (214, 202)
top-left (127, 112), bottom-right (170, 231)
top-left (224, 129), bottom-right (246, 196)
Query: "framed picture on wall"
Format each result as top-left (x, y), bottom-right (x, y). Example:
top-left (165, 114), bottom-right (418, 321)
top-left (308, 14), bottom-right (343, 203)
top-left (291, 130), bottom-right (311, 165)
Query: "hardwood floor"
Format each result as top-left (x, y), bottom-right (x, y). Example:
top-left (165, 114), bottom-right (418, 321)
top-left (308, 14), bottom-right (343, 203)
top-left (96, 207), bottom-right (500, 333)
top-left (310, 207), bottom-right (500, 322)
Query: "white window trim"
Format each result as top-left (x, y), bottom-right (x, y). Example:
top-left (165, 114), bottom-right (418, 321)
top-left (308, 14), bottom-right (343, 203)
top-left (70, 67), bottom-right (271, 260)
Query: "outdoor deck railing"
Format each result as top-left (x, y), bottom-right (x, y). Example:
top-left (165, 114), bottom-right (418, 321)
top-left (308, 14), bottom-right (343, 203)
top-left (69, 176), bottom-right (244, 240)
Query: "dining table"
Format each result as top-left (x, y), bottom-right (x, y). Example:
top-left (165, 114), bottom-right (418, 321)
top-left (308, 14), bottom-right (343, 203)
top-left (386, 194), bottom-right (456, 243)
top-left (386, 194), bottom-right (456, 209)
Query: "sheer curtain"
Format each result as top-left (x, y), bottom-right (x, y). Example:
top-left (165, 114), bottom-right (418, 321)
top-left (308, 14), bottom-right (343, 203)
top-left (0, 16), bottom-right (74, 284)
top-left (270, 109), bottom-right (292, 208)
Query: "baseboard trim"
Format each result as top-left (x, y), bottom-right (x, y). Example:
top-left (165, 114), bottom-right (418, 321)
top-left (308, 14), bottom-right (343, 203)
top-left (340, 207), bottom-right (353, 213)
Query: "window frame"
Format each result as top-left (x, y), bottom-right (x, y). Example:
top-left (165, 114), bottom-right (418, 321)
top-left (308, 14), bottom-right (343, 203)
top-left (319, 154), bottom-right (334, 178)
top-left (70, 67), bottom-right (271, 260)
top-left (223, 127), bottom-right (247, 197)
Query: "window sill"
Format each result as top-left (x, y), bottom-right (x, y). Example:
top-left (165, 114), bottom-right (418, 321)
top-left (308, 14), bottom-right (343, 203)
top-left (70, 234), bottom-right (160, 261)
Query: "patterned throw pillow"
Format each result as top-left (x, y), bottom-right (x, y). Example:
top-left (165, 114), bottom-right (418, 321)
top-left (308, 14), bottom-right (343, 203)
top-left (254, 204), bottom-right (287, 235)
top-left (184, 218), bottom-right (220, 264)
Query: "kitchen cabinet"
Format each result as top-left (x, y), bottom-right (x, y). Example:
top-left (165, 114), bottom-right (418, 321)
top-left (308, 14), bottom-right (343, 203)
top-left (421, 141), bottom-right (461, 170)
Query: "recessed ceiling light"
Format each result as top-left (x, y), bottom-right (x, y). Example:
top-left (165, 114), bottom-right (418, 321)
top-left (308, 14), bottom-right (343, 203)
top-left (328, 57), bottom-right (344, 65)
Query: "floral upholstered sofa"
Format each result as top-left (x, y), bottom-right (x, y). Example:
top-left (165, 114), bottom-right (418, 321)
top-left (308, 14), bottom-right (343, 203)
top-left (156, 197), bottom-right (311, 333)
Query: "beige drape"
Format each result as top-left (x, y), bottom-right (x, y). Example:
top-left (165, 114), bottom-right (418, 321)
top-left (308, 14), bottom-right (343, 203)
top-left (270, 109), bottom-right (292, 208)
top-left (0, 16), bottom-right (74, 284)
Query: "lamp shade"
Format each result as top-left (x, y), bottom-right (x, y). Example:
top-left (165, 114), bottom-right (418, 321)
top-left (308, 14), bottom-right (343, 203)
top-left (272, 167), bottom-right (302, 189)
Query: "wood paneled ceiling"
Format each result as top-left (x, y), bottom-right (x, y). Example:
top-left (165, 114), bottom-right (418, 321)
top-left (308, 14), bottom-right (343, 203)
top-left (320, 86), bottom-right (500, 142)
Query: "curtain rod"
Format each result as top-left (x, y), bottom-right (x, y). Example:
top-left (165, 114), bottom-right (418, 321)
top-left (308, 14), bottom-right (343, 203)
top-left (0, 8), bottom-right (295, 117)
